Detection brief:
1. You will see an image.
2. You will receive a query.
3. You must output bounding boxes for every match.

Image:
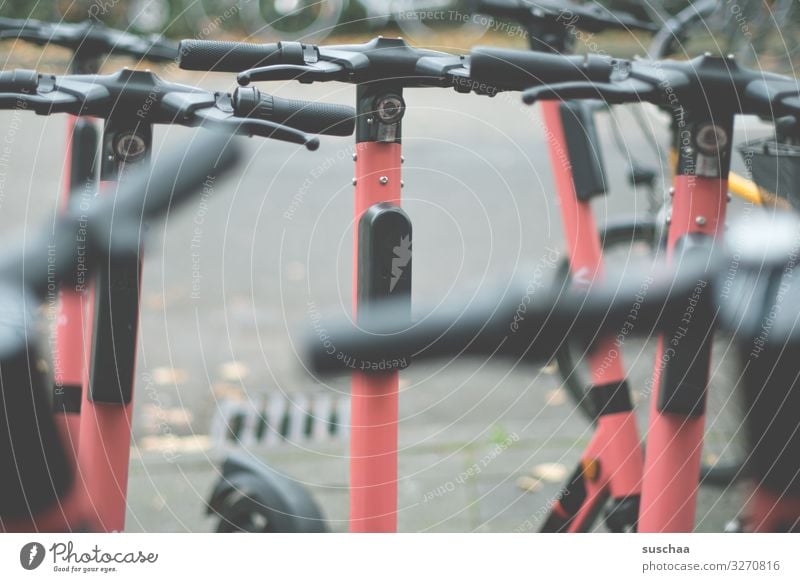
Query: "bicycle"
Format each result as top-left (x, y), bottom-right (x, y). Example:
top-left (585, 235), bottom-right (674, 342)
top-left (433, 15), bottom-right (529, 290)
top-left (0, 66), bottom-right (355, 532)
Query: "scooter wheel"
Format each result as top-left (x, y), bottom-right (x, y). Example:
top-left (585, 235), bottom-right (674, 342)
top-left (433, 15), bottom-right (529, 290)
top-left (207, 452), bottom-right (328, 533)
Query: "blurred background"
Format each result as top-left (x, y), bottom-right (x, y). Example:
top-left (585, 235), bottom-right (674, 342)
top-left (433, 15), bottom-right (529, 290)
top-left (0, 1), bottom-right (795, 532)
top-left (1, 0), bottom-right (797, 63)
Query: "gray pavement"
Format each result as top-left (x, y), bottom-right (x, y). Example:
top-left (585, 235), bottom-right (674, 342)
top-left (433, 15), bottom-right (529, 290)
top-left (0, 57), bottom-right (762, 532)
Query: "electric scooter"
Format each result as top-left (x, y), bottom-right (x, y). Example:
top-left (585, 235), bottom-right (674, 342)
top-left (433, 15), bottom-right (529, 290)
top-left (0, 67), bottom-right (354, 532)
top-left (177, 35), bottom-right (477, 532)
top-left (0, 17), bottom-right (177, 458)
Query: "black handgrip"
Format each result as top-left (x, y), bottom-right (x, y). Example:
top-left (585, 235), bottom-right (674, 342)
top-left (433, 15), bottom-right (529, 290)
top-left (0, 285), bottom-right (72, 519)
top-left (475, 0), bottom-right (657, 33)
top-left (179, 39), bottom-right (307, 72)
top-left (128, 35), bottom-right (179, 62)
top-left (233, 87), bottom-right (355, 136)
top-left (474, 0), bottom-right (527, 20)
top-left (4, 132), bottom-right (242, 297)
top-left (469, 46), bottom-right (615, 92)
top-left (306, 254), bottom-right (703, 376)
top-left (0, 69), bottom-right (38, 93)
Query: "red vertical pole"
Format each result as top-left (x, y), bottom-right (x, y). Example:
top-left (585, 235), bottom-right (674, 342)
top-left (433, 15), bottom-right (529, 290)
top-left (53, 116), bottom-right (95, 463)
top-left (539, 100), bottom-right (643, 530)
top-left (75, 120), bottom-right (150, 531)
top-left (541, 101), bottom-right (630, 384)
top-left (350, 141), bottom-right (402, 532)
top-left (638, 173), bottom-right (727, 532)
top-left (76, 179), bottom-right (140, 532)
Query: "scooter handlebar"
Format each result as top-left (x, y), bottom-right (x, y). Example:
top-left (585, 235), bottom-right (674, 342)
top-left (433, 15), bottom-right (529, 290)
top-left (178, 39), bottom-right (303, 72)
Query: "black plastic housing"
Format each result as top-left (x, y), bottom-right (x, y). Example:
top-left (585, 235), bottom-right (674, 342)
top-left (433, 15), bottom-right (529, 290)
top-left (0, 285), bottom-right (72, 519)
top-left (559, 100), bottom-right (607, 201)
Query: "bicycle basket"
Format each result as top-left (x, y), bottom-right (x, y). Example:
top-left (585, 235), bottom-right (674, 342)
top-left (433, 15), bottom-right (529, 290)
top-left (738, 138), bottom-right (800, 211)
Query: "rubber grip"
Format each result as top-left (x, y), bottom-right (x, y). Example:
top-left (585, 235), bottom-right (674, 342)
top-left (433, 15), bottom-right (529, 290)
top-left (0, 285), bottom-right (72, 519)
top-left (475, 0), bottom-right (527, 20)
top-left (179, 39), bottom-right (295, 72)
top-left (469, 46), bottom-right (615, 91)
top-left (0, 69), bottom-right (39, 92)
top-left (234, 86), bottom-right (355, 136)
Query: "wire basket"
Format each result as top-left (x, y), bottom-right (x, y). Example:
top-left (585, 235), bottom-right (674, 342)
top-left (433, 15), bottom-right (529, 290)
top-left (739, 138), bottom-right (800, 211)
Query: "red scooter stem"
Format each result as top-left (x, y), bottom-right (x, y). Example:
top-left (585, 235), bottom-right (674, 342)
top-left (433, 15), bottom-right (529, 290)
top-left (542, 102), bottom-right (619, 389)
top-left (540, 101), bottom-right (627, 382)
top-left (638, 173), bottom-right (728, 532)
top-left (53, 115), bottom-right (96, 466)
top-left (539, 100), bottom-right (644, 531)
top-left (75, 118), bottom-right (150, 531)
top-left (75, 179), bottom-right (137, 532)
top-left (350, 141), bottom-right (402, 532)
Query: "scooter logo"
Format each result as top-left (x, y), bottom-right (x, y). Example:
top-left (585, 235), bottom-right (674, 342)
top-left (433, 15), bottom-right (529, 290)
top-left (20, 542), bottom-right (46, 570)
top-left (390, 235), bottom-right (412, 292)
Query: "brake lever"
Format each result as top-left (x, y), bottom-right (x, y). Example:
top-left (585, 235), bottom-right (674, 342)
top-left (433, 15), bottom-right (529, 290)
top-left (192, 106), bottom-right (319, 150)
top-left (238, 61), bottom-right (345, 85)
top-left (0, 83), bottom-right (104, 116)
top-left (522, 78), bottom-right (656, 105)
top-left (611, 12), bottom-right (659, 33)
top-left (519, 1), bottom-right (657, 33)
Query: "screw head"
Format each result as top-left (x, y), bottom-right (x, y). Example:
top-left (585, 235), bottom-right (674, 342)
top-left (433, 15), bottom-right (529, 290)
top-left (695, 216), bottom-right (707, 226)
top-left (695, 123), bottom-right (729, 155)
top-left (375, 95), bottom-right (405, 124)
top-left (352, 153), bottom-right (357, 161)
top-left (352, 178), bottom-right (357, 186)
top-left (401, 181), bottom-right (405, 188)
top-left (379, 176), bottom-right (389, 185)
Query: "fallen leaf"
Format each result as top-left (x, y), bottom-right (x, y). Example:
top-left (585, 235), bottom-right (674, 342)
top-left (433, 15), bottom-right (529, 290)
top-left (516, 476), bottom-right (543, 493)
top-left (530, 462), bottom-right (568, 483)
top-left (545, 388), bottom-right (567, 406)
top-left (212, 382), bottom-right (244, 400)
top-left (540, 361), bottom-right (558, 375)
top-left (138, 434), bottom-right (210, 454)
top-left (151, 367), bottom-right (189, 385)
top-left (219, 361), bottom-right (249, 382)
top-left (36, 358), bottom-right (50, 374)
